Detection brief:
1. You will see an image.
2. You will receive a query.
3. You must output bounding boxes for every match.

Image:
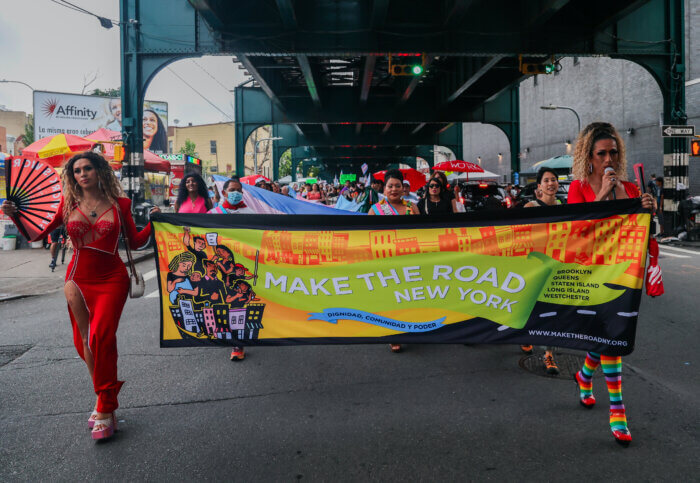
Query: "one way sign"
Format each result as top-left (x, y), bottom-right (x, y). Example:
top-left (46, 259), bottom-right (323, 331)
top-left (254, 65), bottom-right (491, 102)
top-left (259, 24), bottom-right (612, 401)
top-left (662, 125), bottom-right (695, 137)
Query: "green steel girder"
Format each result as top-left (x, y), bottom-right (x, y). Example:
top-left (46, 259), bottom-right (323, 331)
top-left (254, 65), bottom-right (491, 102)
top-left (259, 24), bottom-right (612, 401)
top-left (120, 0), bottom-right (685, 198)
top-left (191, 0), bottom-right (660, 56)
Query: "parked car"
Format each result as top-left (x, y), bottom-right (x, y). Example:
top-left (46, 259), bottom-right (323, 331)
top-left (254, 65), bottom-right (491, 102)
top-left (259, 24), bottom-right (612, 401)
top-left (459, 182), bottom-right (509, 211)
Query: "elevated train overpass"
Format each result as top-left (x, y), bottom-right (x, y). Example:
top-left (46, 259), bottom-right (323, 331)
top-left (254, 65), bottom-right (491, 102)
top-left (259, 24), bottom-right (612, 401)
top-left (119, 0), bottom-right (687, 197)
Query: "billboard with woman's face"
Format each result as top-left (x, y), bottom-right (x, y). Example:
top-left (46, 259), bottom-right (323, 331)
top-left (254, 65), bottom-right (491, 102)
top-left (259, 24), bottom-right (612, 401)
top-left (33, 91), bottom-right (168, 153)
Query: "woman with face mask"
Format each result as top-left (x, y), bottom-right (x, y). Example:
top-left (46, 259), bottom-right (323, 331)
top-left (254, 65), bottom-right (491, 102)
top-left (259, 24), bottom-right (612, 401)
top-left (209, 177), bottom-right (254, 214)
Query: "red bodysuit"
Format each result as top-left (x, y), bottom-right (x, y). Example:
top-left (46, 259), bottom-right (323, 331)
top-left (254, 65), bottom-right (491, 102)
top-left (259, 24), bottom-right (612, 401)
top-left (39, 197), bottom-right (151, 413)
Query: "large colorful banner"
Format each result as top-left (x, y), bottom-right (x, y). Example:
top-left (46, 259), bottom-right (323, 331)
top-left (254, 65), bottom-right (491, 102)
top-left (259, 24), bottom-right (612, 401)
top-left (151, 199), bottom-right (651, 356)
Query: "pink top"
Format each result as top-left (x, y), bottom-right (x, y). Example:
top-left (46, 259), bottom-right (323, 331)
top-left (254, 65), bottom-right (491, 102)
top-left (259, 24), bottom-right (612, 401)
top-left (177, 196), bottom-right (208, 213)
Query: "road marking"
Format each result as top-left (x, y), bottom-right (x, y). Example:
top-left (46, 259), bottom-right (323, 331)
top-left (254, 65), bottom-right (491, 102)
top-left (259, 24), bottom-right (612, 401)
top-left (145, 290), bottom-right (159, 298)
top-left (659, 245), bottom-right (700, 256)
top-left (658, 250), bottom-right (690, 259)
top-left (143, 270), bottom-right (157, 281)
top-left (617, 312), bottom-right (638, 317)
top-left (539, 312), bottom-right (557, 318)
top-left (577, 310), bottom-right (596, 315)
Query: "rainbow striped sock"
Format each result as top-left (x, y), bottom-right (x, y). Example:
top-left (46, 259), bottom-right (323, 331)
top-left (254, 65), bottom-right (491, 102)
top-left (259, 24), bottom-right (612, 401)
top-left (576, 352), bottom-right (600, 399)
top-left (601, 355), bottom-right (628, 432)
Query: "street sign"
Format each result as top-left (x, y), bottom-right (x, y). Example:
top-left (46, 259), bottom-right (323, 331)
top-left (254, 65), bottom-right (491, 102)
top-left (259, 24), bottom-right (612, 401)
top-left (661, 125), bottom-right (695, 137)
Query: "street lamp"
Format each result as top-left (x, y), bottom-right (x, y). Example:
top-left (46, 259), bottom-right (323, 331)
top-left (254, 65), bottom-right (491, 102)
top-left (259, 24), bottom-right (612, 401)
top-left (0, 79), bottom-right (35, 92)
top-left (254, 136), bottom-right (282, 175)
top-left (540, 104), bottom-right (581, 134)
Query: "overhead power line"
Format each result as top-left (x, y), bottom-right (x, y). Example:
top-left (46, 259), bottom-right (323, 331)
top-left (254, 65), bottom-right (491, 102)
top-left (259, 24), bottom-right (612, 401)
top-left (166, 67), bottom-right (235, 122)
top-left (48, 0), bottom-right (119, 28)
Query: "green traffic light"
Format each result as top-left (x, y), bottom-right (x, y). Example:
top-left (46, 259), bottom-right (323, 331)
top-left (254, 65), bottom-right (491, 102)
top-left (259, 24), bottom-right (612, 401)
top-left (411, 64), bottom-right (424, 75)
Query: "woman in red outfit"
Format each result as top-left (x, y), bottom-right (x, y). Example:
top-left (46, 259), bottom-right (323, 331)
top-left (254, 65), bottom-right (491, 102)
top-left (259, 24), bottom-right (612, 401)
top-left (568, 122), bottom-right (655, 446)
top-left (2, 151), bottom-right (158, 441)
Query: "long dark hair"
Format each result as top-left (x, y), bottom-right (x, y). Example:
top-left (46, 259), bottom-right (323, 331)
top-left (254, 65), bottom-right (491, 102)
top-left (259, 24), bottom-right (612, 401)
top-left (144, 109), bottom-right (167, 153)
top-left (175, 171), bottom-right (212, 212)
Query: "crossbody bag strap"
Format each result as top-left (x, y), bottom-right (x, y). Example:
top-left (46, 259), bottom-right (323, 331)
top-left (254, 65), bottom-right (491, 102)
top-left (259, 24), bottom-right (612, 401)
top-left (116, 204), bottom-right (137, 276)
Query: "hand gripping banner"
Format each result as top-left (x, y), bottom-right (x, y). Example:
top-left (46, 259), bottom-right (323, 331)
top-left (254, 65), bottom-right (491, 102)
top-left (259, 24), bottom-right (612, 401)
top-left (151, 199), bottom-right (650, 356)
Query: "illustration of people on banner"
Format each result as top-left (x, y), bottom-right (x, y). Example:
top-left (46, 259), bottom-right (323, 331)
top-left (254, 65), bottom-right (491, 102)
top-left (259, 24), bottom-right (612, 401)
top-left (163, 226), bottom-right (264, 343)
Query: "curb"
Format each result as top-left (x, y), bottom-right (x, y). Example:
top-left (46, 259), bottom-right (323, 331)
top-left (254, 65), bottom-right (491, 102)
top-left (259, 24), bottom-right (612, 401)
top-left (0, 251), bottom-right (155, 303)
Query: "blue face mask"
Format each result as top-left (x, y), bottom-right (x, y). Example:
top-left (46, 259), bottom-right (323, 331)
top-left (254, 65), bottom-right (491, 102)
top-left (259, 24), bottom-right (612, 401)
top-left (227, 191), bottom-right (243, 205)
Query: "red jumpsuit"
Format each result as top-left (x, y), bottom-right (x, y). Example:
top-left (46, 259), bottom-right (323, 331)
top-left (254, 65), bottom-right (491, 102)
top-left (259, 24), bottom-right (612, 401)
top-left (39, 197), bottom-right (151, 413)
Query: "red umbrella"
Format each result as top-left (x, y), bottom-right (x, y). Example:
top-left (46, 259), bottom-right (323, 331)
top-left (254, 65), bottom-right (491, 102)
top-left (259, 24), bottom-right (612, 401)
top-left (372, 168), bottom-right (427, 192)
top-left (21, 134), bottom-right (94, 168)
top-left (240, 174), bottom-right (271, 186)
top-left (4, 156), bottom-right (62, 241)
top-left (432, 160), bottom-right (484, 181)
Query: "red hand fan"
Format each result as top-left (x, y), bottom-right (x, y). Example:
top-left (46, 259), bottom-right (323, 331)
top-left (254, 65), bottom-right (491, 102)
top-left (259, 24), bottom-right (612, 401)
top-left (4, 157), bottom-right (62, 241)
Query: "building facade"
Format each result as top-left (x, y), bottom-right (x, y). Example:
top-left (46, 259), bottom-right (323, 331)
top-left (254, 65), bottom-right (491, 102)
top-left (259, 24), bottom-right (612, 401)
top-left (168, 122), bottom-right (235, 176)
top-left (462, 0), bottom-right (700, 194)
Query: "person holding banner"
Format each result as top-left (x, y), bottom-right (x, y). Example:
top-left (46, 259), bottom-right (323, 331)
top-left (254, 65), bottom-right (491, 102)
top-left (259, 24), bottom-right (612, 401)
top-left (207, 177), bottom-right (254, 361)
top-left (2, 151), bottom-right (158, 441)
top-left (175, 172), bottom-right (213, 214)
top-left (368, 169), bottom-right (419, 352)
top-left (521, 167), bottom-right (562, 374)
top-left (569, 122), bottom-right (656, 446)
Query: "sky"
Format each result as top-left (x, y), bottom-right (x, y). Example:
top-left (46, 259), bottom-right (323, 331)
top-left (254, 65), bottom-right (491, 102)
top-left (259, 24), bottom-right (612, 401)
top-left (0, 0), bottom-right (249, 126)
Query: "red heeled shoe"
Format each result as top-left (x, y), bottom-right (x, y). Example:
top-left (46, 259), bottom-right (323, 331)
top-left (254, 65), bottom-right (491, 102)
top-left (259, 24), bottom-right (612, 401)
top-left (573, 372), bottom-right (596, 408)
top-left (91, 413), bottom-right (117, 440)
top-left (610, 411), bottom-right (632, 446)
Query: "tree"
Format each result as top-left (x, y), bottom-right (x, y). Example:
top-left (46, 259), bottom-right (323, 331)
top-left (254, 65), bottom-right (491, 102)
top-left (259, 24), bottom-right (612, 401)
top-left (179, 139), bottom-right (198, 157)
top-left (89, 87), bottom-right (121, 97)
top-left (23, 114), bottom-right (34, 144)
top-left (279, 149), bottom-right (292, 177)
top-left (307, 165), bottom-right (320, 178)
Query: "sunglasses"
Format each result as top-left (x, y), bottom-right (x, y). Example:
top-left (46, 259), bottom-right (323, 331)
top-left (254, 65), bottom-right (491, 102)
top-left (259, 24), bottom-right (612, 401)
top-left (428, 184), bottom-right (441, 189)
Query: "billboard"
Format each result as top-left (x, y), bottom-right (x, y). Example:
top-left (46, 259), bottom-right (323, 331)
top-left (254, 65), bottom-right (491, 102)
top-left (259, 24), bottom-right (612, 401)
top-left (33, 91), bottom-right (169, 154)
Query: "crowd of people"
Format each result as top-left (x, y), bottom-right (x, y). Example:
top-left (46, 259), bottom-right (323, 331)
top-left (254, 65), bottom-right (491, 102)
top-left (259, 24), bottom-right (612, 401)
top-left (1, 121), bottom-right (656, 445)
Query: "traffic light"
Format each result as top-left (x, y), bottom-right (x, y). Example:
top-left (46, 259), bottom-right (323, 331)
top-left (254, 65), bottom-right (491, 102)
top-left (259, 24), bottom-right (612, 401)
top-left (691, 139), bottom-right (700, 156)
top-left (113, 144), bottom-right (125, 162)
top-left (519, 55), bottom-right (556, 75)
top-left (389, 54), bottom-right (425, 76)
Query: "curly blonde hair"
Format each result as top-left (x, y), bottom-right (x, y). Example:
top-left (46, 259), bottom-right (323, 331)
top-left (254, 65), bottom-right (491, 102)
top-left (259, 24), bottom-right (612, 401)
top-left (571, 122), bottom-right (627, 183)
top-left (61, 151), bottom-right (124, 221)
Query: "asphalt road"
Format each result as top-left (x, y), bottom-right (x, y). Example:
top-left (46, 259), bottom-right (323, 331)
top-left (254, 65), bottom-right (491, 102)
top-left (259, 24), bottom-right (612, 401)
top-left (1, 246), bottom-right (698, 481)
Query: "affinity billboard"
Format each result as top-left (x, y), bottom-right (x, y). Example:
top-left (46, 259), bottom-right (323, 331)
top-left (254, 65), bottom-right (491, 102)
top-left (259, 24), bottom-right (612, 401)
top-left (33, 91), bottom-right (169, 154)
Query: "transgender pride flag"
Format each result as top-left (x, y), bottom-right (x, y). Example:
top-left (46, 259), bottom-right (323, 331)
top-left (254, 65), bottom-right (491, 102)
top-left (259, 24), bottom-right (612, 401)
top-left (212, 175), bottom-right (363, 215)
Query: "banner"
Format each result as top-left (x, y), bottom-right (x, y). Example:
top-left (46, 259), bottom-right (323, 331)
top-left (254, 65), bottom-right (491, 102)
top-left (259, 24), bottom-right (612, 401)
top-left (152, 199), bottom-right (651, 355)
top-left (33, 91), bottom-right (168, 153)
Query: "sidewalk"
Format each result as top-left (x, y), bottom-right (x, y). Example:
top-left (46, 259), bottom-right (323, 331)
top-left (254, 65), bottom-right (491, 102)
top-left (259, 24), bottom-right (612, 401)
top-left (0, 246), bottom-right (154, 302)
